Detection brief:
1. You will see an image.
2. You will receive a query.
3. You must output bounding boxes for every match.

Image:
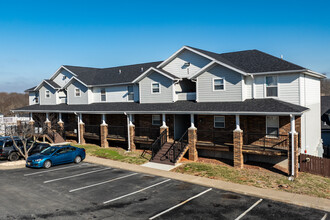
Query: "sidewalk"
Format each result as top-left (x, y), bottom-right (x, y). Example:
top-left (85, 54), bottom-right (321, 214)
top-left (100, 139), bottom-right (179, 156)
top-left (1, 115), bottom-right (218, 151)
top-left (85, 155), bottom-right (330, 212)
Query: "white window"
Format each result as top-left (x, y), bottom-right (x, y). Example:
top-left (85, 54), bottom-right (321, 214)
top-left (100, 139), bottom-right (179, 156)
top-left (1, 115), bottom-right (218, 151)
top-left (128, 85), bottom-right (134, 101)
top-left (152, 83), bottom-right (160, 94)
top-left (152, 115), bottom-right (161, 126)
top-left (266, 116), bottom-right (279, 137)
top-left (214, 116), bottom-right (225, 128)
top-left (213, 78), bottom-right (225, 91)
top-left (75, 88), bottom-right (81, 97)
top-left (266, 76), bottom-right (278, 97)
top-left (101, 88), bottom-right (106, 102)
top-left (45, 90), bottom-right (50, 99)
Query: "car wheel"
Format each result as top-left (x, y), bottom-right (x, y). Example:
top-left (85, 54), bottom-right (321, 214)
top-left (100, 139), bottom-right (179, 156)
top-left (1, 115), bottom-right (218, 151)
top-left (8, 152), bottom-right (19, 161)
top-left (74, 156), bottom-right (82, 164)
top-left (43, 160), bottom-right (52, 169)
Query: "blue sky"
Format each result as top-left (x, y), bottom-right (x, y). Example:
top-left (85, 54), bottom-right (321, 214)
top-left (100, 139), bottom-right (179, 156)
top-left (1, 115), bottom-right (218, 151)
top-left (0, 0), bottom-right (329, 93)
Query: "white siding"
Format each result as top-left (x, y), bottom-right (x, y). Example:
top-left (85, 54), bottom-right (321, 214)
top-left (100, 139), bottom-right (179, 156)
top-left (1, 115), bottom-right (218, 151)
top-left (278, 74), bottom-right (300, 105)
top-left (139, 71), bottom-right (173, 103)
top-left (92, 85), bottom-right (133, 103)
top-left (243, 76), bottom-right (253, 100)
top-left (254, 76), bottom-right (265, 98)
top-left (53, 69), bottom-right (73, 88)
top-left (67, 80), bottom-right (89, 105)
top-left (29, 92), bottom-right (38, 105)
top-left (302, 75), bottom-right (322, 156)
top-left (39, 85), bottom-right (57, 105)
top-left (197, 64), bottom-right (242, 102)
top-left (163, 49), bottom-right (211, 78)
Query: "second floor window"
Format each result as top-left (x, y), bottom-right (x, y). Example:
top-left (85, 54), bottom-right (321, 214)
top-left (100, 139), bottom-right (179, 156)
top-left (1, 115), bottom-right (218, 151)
top-left (213, 78), bottom-right (224, 91)
top-left (266, 76), bottom-right (278, 97)
top-left (128, 85), bottom-right (134, 101)
top-left (45, 90), bottom-right (50, 99)
top-left (101, 88), bottom-right (106, 102)
top-left (35, 97), bottom-right (39, 104)
top-left (75, 88), bottom-right (81, 97)
top-left (152, 83), bottom-right (160, 94)
top-left (152, 115), bottom-right (161, 126)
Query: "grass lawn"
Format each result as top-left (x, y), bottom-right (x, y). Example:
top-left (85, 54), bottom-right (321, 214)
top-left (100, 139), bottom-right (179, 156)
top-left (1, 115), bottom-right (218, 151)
top-left (173, 160), bottom-right (330, 199)
top-left (74, 144), bottom-right (150, 165)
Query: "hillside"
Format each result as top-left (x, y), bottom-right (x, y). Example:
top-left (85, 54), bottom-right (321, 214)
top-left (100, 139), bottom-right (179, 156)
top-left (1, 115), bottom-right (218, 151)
top-left (0, 92), bottom-right (29, 116)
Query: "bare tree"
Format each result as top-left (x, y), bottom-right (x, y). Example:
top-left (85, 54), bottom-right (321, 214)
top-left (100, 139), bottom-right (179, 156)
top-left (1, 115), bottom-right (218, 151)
top-left (6, 114), bottom-right (58, 160)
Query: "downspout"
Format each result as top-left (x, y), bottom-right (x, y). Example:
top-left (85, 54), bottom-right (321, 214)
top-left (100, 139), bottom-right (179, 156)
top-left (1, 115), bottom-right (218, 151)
top-left (124, 112), bottom-right (131, 151)
top-left (74, 112), bottom-right (81, 144)
top-left (290, 114), bottom-right (295, 179)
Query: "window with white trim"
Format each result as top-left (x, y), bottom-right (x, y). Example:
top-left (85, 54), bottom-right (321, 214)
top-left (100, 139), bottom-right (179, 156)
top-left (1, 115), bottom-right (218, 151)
top-left (45, 90), bottom-right (50, 99)
top-left (152, 115), bottom-right (161, 126)
top-left (214, 116), bottom-right (225, 128)
top-left (266, 76), bottom-right (278, 97)
top-left (128, 85), bottom-right (134, 101)
top-left (213, 78), bottom-right (224, 91)
top-left (152, 83), bottom-right (160, 93)
top-left (266, 116), bottom-right (279, 137)
top-left (75, 88), bottom-right (81, 97)
top-left (101, 88), bottom-right (106, 102)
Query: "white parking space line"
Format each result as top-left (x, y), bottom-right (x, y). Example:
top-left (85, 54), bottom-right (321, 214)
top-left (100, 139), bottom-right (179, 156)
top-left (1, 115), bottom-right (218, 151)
top-left (235, 198), bottom-right (263, 220)
top-left (103, 179), bottom-right (171, 204)
top-left (69, 173), bottom-right (138, 192)
top-left (24, 164), bottom-right (93, 176)
top-left (321, 213), bottom-right (328, 220)
top-left (44, 167), bottom-right (111, 183)
top-left (149, 188), bottom-right (212, 220)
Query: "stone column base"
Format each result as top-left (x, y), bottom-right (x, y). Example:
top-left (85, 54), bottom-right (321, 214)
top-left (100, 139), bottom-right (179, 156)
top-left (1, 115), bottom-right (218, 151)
top-left (100, 124), bottom-right (109, 148)
top-left (160, 126), bottom-right (169, 141)
top-left (233, 130), bottom-right (243, 169)
top-left (288, 132), bottom-right (299, 177)
top-left (188, 127), bottom-right (198, 161)
top-left (79, 123), bottom-right (86, 144)
top-left (129, 125), bottom-right (136, 151)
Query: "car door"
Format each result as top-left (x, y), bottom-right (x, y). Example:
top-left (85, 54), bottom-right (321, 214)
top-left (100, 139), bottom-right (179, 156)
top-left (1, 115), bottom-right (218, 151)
top-left (52, 147), bottom-right (71, 165)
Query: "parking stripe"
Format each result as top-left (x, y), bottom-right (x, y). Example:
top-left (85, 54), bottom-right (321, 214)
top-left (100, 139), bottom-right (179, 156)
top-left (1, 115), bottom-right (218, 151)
top-left (44, 167), bottom-right (111, 183)
top-left (321, 213), bottom-right (328, 220)
top-left (24, 164), bottom-right (93, 176)
top-left (235, 199), bottom-right (263, 220)
top-left (103, 179), bottom-right (171, 204)
top-left (69, 173), bottom-right (138, 192)
top-left (149, 188), bottom-right (212, 220)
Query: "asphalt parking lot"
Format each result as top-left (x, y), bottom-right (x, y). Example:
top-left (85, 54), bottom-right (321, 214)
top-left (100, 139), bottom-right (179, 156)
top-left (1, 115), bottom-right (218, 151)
top-left (0, 162), bottom-right (328, 220)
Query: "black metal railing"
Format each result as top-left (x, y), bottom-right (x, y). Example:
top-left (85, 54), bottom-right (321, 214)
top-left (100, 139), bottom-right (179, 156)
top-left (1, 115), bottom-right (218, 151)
top-left (108, 126), bottom-right (128, 140)
top-left (165, 130), bottom-right (188, 163)
top-left (197, 130), bottom-right (233, 147)
top-left (243, 133), bottom-right (290, 150)
top-left (135, 127), bottom-right (160, 141)
top-left (151, 129), bottom-right (168, 159)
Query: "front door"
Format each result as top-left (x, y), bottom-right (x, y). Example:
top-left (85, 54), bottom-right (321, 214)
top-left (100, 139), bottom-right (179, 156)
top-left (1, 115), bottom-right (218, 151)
top-left (174, 115), bottom-right (190, 140)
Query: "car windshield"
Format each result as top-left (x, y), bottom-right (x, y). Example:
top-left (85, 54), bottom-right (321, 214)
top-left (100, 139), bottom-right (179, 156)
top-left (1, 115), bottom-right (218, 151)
top-left (40, 147), bottom-right (57, 155)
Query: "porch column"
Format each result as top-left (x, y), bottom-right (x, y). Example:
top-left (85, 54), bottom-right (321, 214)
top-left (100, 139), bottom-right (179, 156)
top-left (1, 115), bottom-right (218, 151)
top-left (78, 113), bottom-right (85, 144)
top-left (57, 113), bottom-right (64, 129)
top-left (15, 114), bottom-right (22, 132)
top-left (100, 114), bottom-right (109, 148)
top-left (160, 114), bottom-right (169, 141)
top-left (45, 113), bottom-right (51, 134)
top-left (127, 114), bottom-right (136, 151)
top-left (188, 114), bottom-right (198, 161)
top-left (288, 115), bottom-right (299, 178)
top-left (233, 114), bottom-right (243, 169)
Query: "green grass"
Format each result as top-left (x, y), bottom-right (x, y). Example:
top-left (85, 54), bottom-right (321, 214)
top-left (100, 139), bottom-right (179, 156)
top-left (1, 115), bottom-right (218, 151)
top-left (173, 162), bottom-right (330, 199)
top-left (74, 144), bottom-right (150, 165)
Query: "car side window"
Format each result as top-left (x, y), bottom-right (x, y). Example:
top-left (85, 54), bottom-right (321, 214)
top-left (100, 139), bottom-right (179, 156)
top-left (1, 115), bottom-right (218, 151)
top-left (4, 141), bottom-right (13, 148)
top-left (68, 147), bottom-right (76, 152)
top-left (56, 148), bottom-right (67, 154)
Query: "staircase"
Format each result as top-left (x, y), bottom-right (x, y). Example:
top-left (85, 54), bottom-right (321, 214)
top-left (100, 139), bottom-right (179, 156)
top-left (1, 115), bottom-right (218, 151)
top-left (150, 130), bottom-right (189, 165)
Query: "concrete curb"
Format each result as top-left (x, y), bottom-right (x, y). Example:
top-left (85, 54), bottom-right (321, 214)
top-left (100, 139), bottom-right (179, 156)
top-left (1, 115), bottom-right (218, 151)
top-left (0, 160), bottom-right (26, 170)
top-left (85, 155), bottom-right (330, 212)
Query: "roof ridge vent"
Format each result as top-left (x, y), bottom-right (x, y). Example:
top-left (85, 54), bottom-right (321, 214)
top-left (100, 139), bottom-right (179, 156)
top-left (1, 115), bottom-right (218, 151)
top-left (119, 69), bottom-right (122, 74)
top-left (141, 67), bottom-right (144, 72)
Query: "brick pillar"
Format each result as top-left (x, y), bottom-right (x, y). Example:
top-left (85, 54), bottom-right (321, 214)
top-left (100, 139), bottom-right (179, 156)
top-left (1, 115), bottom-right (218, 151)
top-left (160, 126), bottom-right (169, 142)
top-left (288, 132), bottom-right (299, 177)
top-left (58, 121), bottom-right (64, 130)
top-left (29, 121), bottom-right (35, 132)
top-left (188, 128), bottom-right (198, 161)
top-left (233, 130), bottom-right (244, 168)
top-left (45, 121), bottom-right (51, 134)
top-left (79, 123), bottom-right (86, 144)
top-left (129, 125), bottom-right (136, 151)
top-left (100, 124), bottom-right (109, 148)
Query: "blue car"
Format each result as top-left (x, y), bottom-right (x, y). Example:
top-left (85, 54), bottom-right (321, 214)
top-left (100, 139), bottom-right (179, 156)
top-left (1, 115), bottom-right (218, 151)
top-left (26, 145), bottom-right (86, 169)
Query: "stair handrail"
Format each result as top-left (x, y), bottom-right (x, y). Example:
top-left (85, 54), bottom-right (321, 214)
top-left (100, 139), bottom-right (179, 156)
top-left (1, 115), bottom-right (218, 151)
top-left (164, 130), bottom-right (188, 163)
top-left (150, 129), bottom-right (168, 159)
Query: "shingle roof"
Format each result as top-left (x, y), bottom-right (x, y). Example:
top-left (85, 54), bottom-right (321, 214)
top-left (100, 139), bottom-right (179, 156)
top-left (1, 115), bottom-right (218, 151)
top-left (13, 99), bottom-right (308, 114)
top-left (24, 86), bottom-right (37, 92)
top-left (45, 80), bottom-right (61, 89)
top-left (187, 46), bottom-right (306, 73)
top-left (63, 61), bottom-right (162, 86)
